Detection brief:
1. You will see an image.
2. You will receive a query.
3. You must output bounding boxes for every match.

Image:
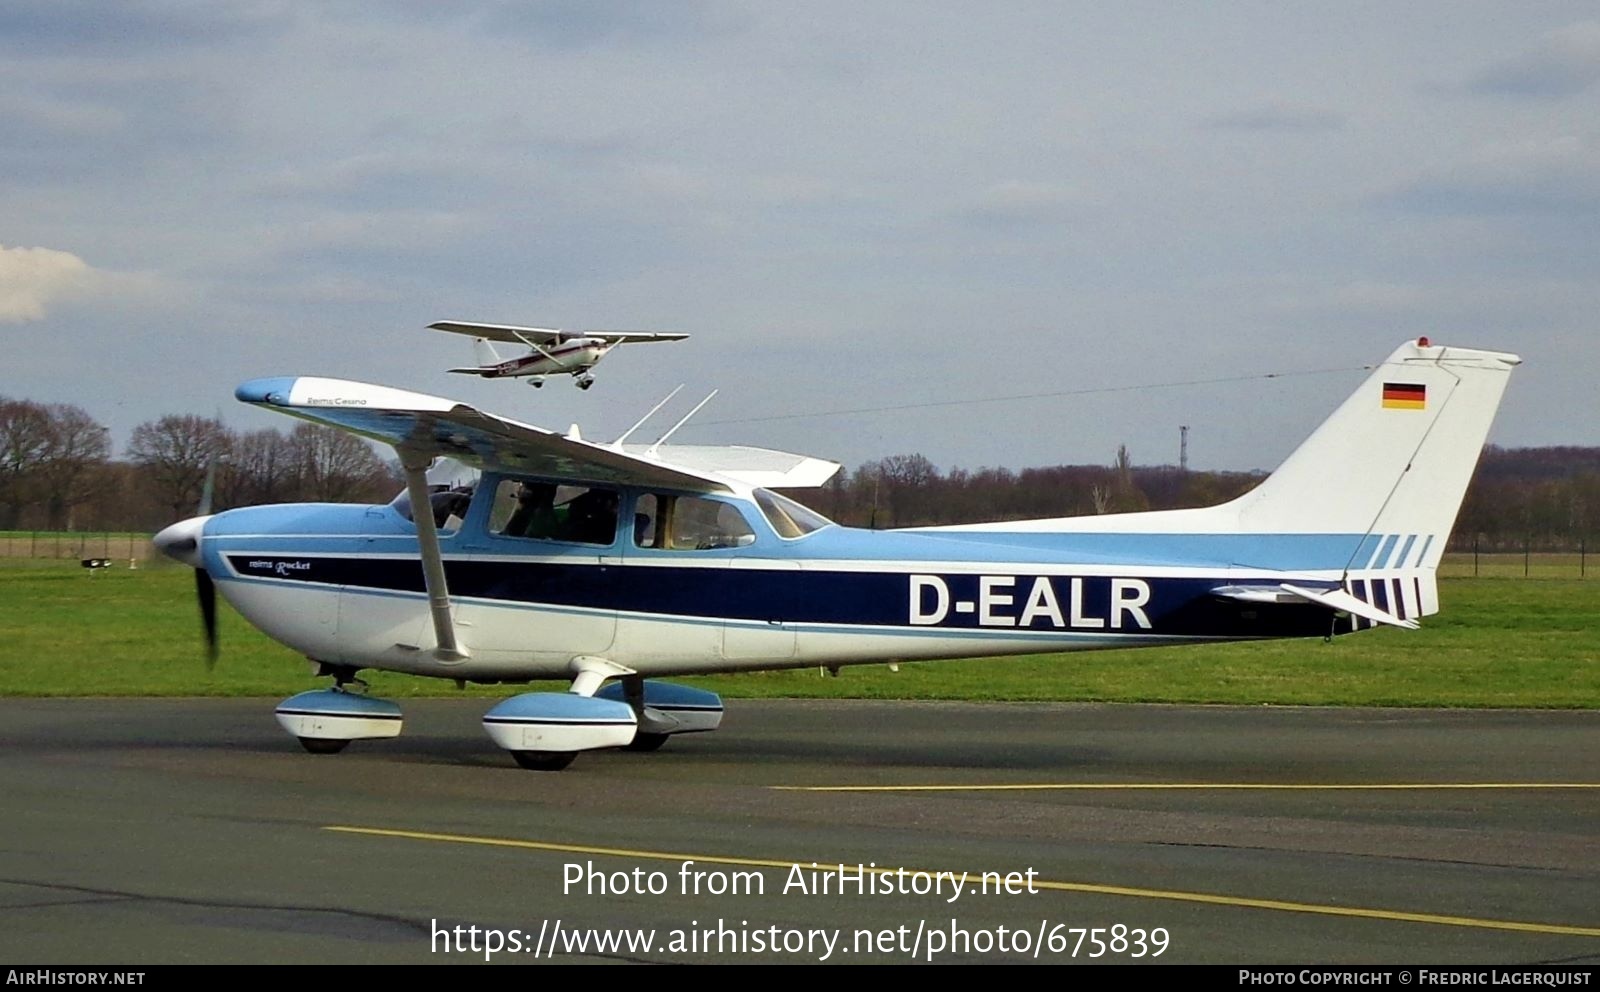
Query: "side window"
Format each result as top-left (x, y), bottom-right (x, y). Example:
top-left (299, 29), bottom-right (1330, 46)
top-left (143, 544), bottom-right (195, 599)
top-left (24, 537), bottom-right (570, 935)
top-left (633, 493), bottom-right (756, 550)
top-left (488, 480), bottom-right (619, 546)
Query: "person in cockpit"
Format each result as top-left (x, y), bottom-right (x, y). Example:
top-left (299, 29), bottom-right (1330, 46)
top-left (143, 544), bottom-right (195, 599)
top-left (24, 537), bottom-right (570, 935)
top-left (562, 488), bottom-right (619, 545)
top-left (505, 481), bottom-right (560, 539)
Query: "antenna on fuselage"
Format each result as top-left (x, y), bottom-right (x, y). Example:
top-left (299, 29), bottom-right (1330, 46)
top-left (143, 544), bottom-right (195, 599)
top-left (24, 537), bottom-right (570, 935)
top-left (647, 389), bottom-right (718, 456)
top-left (611, 384), bottom-right (685, 449)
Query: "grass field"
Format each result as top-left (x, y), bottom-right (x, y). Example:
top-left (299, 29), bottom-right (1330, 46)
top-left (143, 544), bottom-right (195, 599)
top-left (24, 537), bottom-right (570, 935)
top-left (0, 558), bottom-right (1594, 707)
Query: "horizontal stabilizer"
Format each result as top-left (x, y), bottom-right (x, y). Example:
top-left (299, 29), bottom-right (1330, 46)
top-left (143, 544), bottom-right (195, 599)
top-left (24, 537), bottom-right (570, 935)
top-left (1213, 583), bottom-right (1417, 629)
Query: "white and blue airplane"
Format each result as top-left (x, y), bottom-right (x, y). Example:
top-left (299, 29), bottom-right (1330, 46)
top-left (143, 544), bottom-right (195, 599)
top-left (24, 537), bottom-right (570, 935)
top-left (153, 337), bottom-right (1519, 770)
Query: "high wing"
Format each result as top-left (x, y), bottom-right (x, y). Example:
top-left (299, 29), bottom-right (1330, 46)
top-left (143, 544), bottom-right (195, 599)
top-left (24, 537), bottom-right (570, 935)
top-left (586, 330), bottom-right (692, 344)
top-left (616, 444), bottom-right (840, 489)
top-left (233, 376), bottom-right (835, 491)
top-left (429, 320), bottom-right (689, 345)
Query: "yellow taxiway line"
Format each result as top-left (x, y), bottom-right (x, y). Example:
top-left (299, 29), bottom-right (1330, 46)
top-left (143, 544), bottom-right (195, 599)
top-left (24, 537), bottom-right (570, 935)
top-left (770, 782), bottom-right (1600, 793)
top-left (325, 825), bottom-right (1600, 939)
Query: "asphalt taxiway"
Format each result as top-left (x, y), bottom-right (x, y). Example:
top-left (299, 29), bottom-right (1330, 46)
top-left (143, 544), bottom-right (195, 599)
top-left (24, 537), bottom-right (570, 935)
top-left (0, 698), bottom-right (1596, 964)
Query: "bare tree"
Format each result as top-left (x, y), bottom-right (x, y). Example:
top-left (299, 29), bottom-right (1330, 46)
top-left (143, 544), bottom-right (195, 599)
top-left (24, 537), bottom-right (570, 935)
top-left (872, 453), bottom-right (941, 526)
top-left (220, 428), bottom-right (296, 508)
top-left (1106, 444), bottom-right (1150, 513)
top-left (0, 398), bottom-right (52, 529)
top-left (34, 404), bottom-right (111, 529)
top-left (128, 415), bottom-right (233, 519)
top-left (287, 423), bottom-right (392, 503)
top-left (1090, 484), bottom-right (1110, 514)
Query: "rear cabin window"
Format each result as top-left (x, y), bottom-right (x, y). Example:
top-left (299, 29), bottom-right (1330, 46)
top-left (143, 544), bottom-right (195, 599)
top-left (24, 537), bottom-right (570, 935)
top-left (633, 494), bottom-right (756, 550)
top-left (488, 480), bottom-right (620, 546)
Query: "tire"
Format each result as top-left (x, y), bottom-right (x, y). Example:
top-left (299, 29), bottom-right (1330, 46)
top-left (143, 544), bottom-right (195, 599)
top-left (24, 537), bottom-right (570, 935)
top-left (511, 750), bottom-right (577, 771)
top-left (298, 737), bottom-right (349, 755)
top-left (623, 732), bottom-right (670, 753)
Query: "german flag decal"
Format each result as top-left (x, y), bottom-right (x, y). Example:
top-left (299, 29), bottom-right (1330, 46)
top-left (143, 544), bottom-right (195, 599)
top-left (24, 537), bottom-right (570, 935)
top-left (1382, 382), bottom-right (1426, 410)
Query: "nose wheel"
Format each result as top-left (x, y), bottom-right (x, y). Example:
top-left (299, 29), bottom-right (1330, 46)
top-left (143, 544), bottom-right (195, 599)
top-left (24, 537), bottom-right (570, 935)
top-left (576, 375), bottom-right (595, 390)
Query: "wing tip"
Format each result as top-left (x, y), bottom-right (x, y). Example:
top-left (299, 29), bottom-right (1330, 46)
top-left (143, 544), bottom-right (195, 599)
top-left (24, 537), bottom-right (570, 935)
top-left (235, 376), bottom-right (299, 405)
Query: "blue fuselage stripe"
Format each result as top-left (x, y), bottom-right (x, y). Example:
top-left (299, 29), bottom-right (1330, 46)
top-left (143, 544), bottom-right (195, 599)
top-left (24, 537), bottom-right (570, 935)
top-left (223, 553), bottom-right (1339, 639)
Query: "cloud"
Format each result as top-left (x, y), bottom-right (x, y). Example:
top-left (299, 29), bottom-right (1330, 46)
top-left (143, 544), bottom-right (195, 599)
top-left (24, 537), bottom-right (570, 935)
top-left (1467, 20), bottom-right (1600, 98)
top-left (1372, 135), bottom-right (1600, 216)
top-left (0, 244), bottom-right (158, 323)
top-left (957, 181), bottom-right (1088, 228)
top-left (0, 244), bottom-right (97, 322)
top-left (1202, 103), bottom-right (1346, 131)
top-left (0, 0), bottom-right (289, 54)
top-left (472, 0), bottom-right (746, 49)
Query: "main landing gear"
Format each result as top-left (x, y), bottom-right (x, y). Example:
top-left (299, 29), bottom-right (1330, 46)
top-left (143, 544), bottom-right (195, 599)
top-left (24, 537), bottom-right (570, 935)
top-left (271, 662), bottom-right (724, 770)
top-left (273, 685), bottom-right (403, 754)
top-left (483, 666), bottom-right (724, 771)
top-left (576, 375), bottom-right (595, 390)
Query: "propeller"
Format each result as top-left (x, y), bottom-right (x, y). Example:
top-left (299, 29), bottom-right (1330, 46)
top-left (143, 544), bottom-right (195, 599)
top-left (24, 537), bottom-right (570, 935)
top-left (153, 458), bottom-right (220, 667)
top-left (196, 568), bottom-right (218, 668)
top-left (195, 458), bottom-right (217, 668)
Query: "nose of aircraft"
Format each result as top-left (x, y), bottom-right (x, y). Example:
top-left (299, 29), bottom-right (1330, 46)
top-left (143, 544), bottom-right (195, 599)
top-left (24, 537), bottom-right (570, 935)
top-left (153, 515), bottom-right (212, 568)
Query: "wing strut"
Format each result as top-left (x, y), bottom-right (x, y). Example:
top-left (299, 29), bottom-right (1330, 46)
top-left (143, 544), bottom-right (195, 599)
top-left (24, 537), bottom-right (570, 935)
top-left (400, 448), bottom-right (469, 661)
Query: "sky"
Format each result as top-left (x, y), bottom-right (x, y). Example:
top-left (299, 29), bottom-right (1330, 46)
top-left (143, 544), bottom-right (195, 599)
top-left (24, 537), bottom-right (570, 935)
top-left (3, 1), bottom-right (1598, 476)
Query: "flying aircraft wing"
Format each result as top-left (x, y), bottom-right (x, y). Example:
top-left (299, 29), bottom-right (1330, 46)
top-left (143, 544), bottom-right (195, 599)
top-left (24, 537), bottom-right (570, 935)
top-left (428, 321), bottom-right (689, 345)
top-left (428, 321), bottom-right (565, 345)
top-left (587, 331), bottom-right (690, 344)
top-left (233, 377), bottom-right (836, 491)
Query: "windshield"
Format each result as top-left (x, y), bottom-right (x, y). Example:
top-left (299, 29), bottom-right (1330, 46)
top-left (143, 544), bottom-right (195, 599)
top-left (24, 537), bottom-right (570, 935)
top-left (753, 489), bottom-right (833, 539)
top-left (390, 482), bottom-right (476, 530)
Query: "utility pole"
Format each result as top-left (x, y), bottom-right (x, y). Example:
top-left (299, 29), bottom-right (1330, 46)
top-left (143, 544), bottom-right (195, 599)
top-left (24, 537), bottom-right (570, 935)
top-left (1179, 425), bottom-right (1189, 473)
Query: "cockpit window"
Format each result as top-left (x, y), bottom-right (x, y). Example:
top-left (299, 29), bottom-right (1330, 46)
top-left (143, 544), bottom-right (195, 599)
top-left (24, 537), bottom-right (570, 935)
top-left (634, 493), bottom-right (756, 550)
top-left (488, 479), bottom-right (619, 546)
top-left (754, 489), bottom-right (832, 539)
top-left (390, 482), bottom-right (476, 533)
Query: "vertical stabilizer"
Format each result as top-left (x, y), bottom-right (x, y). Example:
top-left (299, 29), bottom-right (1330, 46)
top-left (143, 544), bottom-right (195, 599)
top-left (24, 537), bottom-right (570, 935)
top-left (932, 338), bottom-right (1521, 603)
top-left (1226, 339), bottom-right (1520, 564)
top-left (472, 337), bottom-right (504, 367)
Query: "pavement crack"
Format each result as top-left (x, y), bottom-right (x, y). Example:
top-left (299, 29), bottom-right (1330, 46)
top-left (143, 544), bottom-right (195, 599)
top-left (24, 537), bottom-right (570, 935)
top-left (0, 877), bottom-right (432, 941)
top-left (1144, 841), bottom-right (1577, 874)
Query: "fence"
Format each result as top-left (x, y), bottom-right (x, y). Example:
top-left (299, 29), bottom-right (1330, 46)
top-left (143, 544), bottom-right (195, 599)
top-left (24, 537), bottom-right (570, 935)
top-left (0, 533), bottom-right (154, 562)
top-left (1439, 551), bottom-right (1589, 579)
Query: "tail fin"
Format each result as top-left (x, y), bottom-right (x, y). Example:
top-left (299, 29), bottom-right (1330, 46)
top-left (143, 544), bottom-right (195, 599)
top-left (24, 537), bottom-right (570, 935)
top-left (937, 339), bottom-right (1520, 611)
top-left (447, 338), bottom-right (507, 375)
top-left (1227, 338), bottom-right (1520, 561)
top-left (471, 337), bottom-right (503, 367)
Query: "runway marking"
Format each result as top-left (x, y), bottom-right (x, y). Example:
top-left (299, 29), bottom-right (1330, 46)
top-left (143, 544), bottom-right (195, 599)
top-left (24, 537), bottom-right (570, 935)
top-left (325, 825), bottom-right (1600, 939)
top-left (771, 782), bottom-right (1600, 793)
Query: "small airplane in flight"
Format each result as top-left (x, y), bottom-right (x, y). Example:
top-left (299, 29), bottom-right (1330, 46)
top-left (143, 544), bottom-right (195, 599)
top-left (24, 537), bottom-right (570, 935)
top-left (432, 320), bottom-right (688, 390)
top-left (153, 337), bottom-right (1518, 770)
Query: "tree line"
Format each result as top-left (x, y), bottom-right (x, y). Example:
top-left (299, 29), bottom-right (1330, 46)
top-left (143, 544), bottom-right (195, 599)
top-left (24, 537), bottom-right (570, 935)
top-left (0, 398), bottom-right (395, 532)
top-left (3, 394), bottom-right (1596, 549)
top-left (803, 443), bottom-right (1600, 552)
